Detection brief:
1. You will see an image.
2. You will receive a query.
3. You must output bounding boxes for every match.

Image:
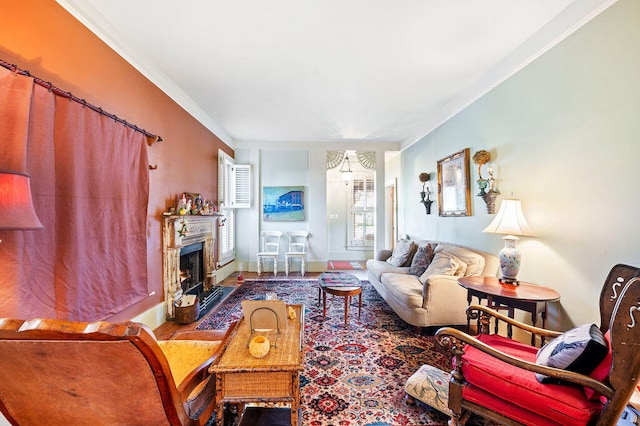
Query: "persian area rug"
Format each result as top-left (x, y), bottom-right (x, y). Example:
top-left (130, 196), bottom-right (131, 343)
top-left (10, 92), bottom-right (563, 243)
top-left (197, 279), bottom-right (458, 426)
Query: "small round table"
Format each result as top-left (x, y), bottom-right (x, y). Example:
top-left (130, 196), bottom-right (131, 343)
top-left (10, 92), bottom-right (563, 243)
top-left (458, 276), bottom-right (561, 345)
top-left (318, 272), bottom-right (362, 326)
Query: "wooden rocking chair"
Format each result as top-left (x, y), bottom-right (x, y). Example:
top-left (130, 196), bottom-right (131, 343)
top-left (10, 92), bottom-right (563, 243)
top-left (0, 318), bottom-right (233, 425)
top-left (436, 264), bottom-right (640, 425)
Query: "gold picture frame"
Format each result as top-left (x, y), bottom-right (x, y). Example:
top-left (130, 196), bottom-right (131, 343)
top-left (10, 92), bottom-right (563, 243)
top-left (437, 148), bottom-right (472, 217)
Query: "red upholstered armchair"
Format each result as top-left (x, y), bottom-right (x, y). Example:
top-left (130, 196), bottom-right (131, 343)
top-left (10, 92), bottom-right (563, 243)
top-left (436, 264), bottom-right (640, 426)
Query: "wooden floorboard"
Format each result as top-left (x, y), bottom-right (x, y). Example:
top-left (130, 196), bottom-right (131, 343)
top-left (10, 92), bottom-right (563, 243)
top-left (154, 271), bottom-right (318, 339)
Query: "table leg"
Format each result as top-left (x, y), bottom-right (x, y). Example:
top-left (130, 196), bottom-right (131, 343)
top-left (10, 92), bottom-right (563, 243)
top-left (535, 302), bottom-right (547, 345)
top-left (291, 372), bottom-right (300, 426)
top-left (487, 296), bottom-right (500, 335)
top-left (358, 292), bottom-right (362, 318)
top-left (215, 376), bottom-right (224, 426)
top-left (216, 402), bottom-right (225, 426)
top-left (466, 290), bottom-right (472, 333)
top-left (322, 291), bottom-right (327, 320)
top-left (344, 296), bottom-right (349, 326)
top-left (507, 307), bottom-right (515, 339)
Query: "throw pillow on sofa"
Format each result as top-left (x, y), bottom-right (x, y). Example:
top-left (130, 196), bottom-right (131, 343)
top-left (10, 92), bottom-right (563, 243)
top-left (535, 323), bottom-right (608, 384)
top-left (418, 251), bottom-right (467, 285)
top-left (386, 239), bottom-right (417, 267)
top-left (409, 243), bottom-right (437, 276)
top-left (434, 243), bottom-right (485, 276)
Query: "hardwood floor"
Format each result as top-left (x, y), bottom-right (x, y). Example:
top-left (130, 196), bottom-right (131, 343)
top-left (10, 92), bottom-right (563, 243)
top-left (153, 268), bottom-right (369, 339)
top-left (154, 271), bottom-right (322, 339)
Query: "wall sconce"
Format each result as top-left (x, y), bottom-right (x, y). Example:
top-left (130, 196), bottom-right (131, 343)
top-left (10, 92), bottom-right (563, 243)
top-left (472, 150), bottom-right (500, 214)
top-left (418, 172), bottom-right (433, 214)
top-left (340, 153), bottom-right (353, 185)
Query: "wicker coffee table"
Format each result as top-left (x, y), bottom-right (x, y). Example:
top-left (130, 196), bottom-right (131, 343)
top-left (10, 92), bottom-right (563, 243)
top-left (318, 271), bottom-right (362, 326)
top-left (210, 304), bottom-right (304, 426)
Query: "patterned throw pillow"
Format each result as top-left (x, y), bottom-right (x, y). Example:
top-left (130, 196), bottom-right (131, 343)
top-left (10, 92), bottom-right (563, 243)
top-left (418, 251), bottom-right (466, 285)
top-left (409, 243), bottom-right (437, 276)
top-left (535, 323), bottom-right (608, 384)
top-left (386, 239), bottom-right (417, 267)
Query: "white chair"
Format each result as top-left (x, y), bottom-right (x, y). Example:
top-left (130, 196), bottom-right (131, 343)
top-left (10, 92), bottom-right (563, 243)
top-left (257, 230), bottom-right (282, 275)
top-left (285, 231), bottom-right (309, 276)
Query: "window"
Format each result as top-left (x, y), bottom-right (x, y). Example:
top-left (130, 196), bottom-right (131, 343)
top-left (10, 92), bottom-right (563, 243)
top-left (218, 150), bottom-right (251, 266)
top-left (348, 173), bottom-right (375, 247)
top-left (218, 151), bottom-right (236, 265)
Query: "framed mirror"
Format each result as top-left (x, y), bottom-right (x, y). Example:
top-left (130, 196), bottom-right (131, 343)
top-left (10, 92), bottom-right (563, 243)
top-left (437, 148), bottom-right (471, 217)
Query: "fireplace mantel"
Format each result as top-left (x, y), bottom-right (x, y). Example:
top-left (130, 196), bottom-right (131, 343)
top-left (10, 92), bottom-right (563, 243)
top-left (162, 214), bottom-right (221, 319)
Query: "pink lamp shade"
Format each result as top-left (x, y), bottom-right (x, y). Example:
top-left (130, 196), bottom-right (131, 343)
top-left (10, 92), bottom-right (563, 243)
top-left (0, 170), bottom-right (44, 230)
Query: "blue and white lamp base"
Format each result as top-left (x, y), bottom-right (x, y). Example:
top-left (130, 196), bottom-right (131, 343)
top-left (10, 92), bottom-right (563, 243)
top-left (499, 235), bottom-right (521, 284)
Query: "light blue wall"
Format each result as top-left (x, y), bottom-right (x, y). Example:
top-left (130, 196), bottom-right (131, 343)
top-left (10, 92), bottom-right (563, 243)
top-left (399, 0), bottom-right (640, 329)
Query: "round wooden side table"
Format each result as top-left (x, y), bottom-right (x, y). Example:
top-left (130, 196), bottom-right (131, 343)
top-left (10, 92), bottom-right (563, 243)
top-left (458, 276), bottom-right (561, 345)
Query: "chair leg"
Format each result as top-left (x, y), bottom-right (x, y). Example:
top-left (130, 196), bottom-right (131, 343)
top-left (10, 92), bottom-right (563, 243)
top-left (273, 258), bottom-right (277, 276)
top-left (405, 394), bottom-right (416, 406)
top-left (257, 257), bottom-right (262, 275)
top-left (285, 256), bottom-right (290, 276)
top-left (301, 257), bottom-right (306, 276)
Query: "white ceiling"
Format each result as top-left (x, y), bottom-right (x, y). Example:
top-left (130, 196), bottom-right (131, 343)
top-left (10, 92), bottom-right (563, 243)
top-left (57, 0), bottom-right (614, 149)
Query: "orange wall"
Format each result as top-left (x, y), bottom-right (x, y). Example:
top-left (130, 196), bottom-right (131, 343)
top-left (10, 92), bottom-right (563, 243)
top-left (0, 1), bottom-right (234, 322)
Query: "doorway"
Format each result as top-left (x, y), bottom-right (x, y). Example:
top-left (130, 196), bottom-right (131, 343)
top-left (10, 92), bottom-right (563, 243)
top-left (385, 178), bottom-right (397, 250)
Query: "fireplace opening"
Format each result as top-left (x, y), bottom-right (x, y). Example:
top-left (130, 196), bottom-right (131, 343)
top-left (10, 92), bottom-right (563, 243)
top-left (180, 242), bottom-right (203, 293)
top-left (178, 241), bottom-right (222, 319)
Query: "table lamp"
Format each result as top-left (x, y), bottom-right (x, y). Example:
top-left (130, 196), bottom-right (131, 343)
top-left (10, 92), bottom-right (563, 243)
top-left (482, 199), bottom-right (535, 284)
top-left (0, 170), bottom-right (44, 242)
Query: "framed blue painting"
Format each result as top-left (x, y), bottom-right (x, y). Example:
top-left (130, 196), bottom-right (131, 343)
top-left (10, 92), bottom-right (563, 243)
top-left (262, 186), bottom-right (304, 222)
top-left (263, 186), bottom-right (305, 221)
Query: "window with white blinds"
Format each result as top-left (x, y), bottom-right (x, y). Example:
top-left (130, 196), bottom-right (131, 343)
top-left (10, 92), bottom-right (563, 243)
top-left (231, 164), bottom-right (251, 208)
top-left (348, 174), bottom-right (375, 247)
top-left (218, 151), bottom-right (236, 265)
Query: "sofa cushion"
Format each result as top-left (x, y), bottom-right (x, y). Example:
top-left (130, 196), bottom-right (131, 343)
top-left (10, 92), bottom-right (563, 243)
top-left (535, 324), bottom-right (608, 384)
top-left (366, 259), bottom-right (410, 284)
top-left (409, 243), bottom-right (437, 277)
top-left (434, 243), bottom-right (486, 276)
top-left (386, 239), bottom-right (418, 267)
top-left (461, 334), bottom-right (604, 425)
top-left (380, 273), bottom-right (424, 309)
top-left (419, 251), bottom-right (465, 285)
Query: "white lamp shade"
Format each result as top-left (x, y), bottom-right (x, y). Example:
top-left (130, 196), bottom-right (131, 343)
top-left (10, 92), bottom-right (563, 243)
top-left (0, 170), bottom-right (44, 230)
top-left (482, 199), bottom-right (535, 237)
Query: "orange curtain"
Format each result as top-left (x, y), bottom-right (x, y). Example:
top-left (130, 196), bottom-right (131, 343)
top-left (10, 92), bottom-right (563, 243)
top-left (0, 67), bottom-right (149, 321)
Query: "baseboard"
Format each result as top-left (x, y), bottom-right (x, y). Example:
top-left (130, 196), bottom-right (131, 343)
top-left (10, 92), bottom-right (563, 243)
top-left (235, 260), bottom-right (329, 273)
top-left (130, 301), bottom-right (167, 330)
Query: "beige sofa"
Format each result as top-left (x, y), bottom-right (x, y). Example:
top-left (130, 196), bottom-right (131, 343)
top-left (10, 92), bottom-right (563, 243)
top-left (366, 241), bottom-right (499, 330)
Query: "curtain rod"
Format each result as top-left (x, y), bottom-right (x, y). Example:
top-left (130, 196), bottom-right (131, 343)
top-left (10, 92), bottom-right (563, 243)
top-left (0, 58), bottom-right (162, 145)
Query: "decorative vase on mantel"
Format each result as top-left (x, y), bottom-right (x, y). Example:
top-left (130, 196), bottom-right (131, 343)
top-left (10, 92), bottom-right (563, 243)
top-left (249, 335), bottom-right (270, 358)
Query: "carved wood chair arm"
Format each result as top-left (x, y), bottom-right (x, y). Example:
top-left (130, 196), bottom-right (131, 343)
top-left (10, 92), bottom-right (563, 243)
top-left (435, 327), bottom-right (614, 399)
top-left (174, 325), bottom-right (236, 419)
top-left (467, 304), bottom-right (563, 339)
